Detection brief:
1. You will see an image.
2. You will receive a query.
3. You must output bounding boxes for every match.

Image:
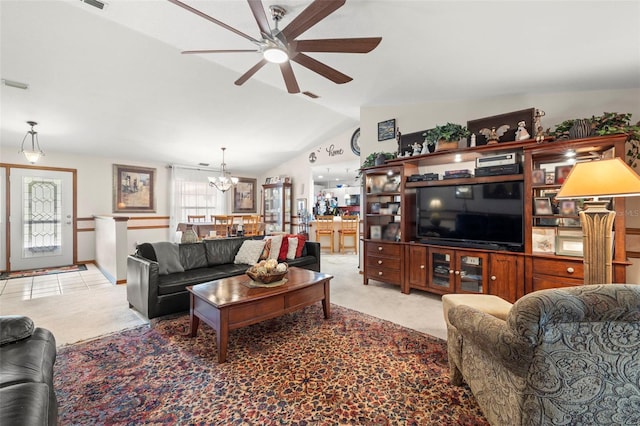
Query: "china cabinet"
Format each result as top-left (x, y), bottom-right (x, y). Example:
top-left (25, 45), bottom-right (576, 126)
top-left (262, 182), bottom-right (292, 234)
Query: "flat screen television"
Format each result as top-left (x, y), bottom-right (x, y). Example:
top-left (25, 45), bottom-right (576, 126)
top-left (416, 181), bottom-right (524, 251)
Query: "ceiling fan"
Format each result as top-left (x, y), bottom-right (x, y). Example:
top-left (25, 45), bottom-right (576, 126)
top-left (168, 0), bottom-right (382, 94)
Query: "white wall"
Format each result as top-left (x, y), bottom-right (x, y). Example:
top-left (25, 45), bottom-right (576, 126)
top-left (360, 87), bottom-right (640, 282)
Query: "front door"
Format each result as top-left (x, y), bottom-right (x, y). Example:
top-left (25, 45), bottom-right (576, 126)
top-left (9, 168), bottom-right (74, 270)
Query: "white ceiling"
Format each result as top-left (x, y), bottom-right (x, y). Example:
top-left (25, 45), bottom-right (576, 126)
top-left (2, 0), bottom-right (639, 181)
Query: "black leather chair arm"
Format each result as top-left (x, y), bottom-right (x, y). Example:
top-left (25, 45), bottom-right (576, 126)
top-left (304, 241), bottom-right (321, 272)
top-left (126, 255), bottom-right (160, 319)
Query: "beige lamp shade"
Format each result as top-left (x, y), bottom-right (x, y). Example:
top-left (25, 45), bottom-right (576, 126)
top-left (556, 158), bottom-right (640, 199)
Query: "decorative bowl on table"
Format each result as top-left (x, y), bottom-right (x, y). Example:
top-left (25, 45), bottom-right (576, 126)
top-left (246, 260), bottom-right (288, 284)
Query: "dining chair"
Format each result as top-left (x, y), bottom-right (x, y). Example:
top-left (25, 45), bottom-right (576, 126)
top-left (338, 215), bottom-right (359, 254)
top-left (211, 215), bottom-right (233, 225)
top-left (315, 215), bottom-right (335, 252)
top-left (187, 215), bottom-right (206, 222)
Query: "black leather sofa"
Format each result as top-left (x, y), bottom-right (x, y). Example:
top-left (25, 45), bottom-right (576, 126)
top-left (0, 315), bottom-right (58, 426)
top-left (127, 236), bottom-right (321, 319)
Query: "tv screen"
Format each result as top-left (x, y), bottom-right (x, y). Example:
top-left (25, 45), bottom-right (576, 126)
top-left (416, 181), bottom-right (524, 250)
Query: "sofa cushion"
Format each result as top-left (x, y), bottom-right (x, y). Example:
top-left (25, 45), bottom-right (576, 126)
top-left (0, 383), bottom-right (53, 426)
top-left (178, 243), bottom-right (208, 271)
top-left (234, 240), bottom-right (266, 265)
top-left (151, 242), bottom-right (184, 275)
top-left (264, 235), bottom-right (283, 260)
top-left (294, 234), bottom-right (307, 257)
top-left (157, 264), bottom-right (250, 296)
top-left (0, 316), bottom-right (34, 345)
top-left (286, 236), bottom-right (299, 260)
top-left (203, 238), bottom-right (246, 266)
top-left (136, 243), bottom-right (157, 261)
top-left (0, 328), bottom-right (56, 388)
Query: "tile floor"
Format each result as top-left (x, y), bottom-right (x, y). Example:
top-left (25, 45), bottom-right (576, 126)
top-left (0, 263), bottom-right (113, 301)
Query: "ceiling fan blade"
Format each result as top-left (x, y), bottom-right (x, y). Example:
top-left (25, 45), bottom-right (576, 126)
top-left (247, 0), bottom-right (271, 36)
top-left (280, 61), bottom-right (300, 94)
top-left (293, 37), bottom-right (382, 54)
top-left (234, 59), bottom-right (268, 86)
top-left (168, 0), bottom-right (260, 43)
top-left (291, 53), bottom-right (352, 84)
top-left (182, 49), bottom-right (259, 54)
top-left (281, 0), bottom-right (345, 40)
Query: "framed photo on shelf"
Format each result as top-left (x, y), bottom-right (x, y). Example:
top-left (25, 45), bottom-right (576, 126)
top-left (455, 185), bottom-right (473, 199)
top-left (532, 168), bottom-right (546, 185)
top-left (555, 165), bottom-right (573, 184)
top-left (370, 225), bottom-right (382, 240)
top-left (556, 235), bottom-right (583, 256)
top-left (532, 227), bottom-right (556, 253)
top-left (560, 200), bottom-right (577, 216)
top-left (112, 164), bottom-right (156, 213)
top-left (370, 202), bottom-right (381, 214)
top-left (382, 180), bottom-right (400, 192)
top-left (378, 118), bottom-right (396, 141)
top-left (545, 172), bottom-right (555, 185)
top-left (382, 222), bottom-right (401, 241)
top-left (534, 197), bottom-right (553, 215)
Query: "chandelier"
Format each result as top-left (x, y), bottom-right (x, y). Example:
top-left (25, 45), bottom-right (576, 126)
top-left (208, 147), bottom-right (238, 192)
top-left (20, 121), bottom-right (44, 163)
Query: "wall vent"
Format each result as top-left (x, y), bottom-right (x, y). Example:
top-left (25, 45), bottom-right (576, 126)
top-left (80, 0), bottom-right (108, 10)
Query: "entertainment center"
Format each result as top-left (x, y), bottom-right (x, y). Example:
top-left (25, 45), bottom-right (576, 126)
top-left (362, 134), bottom-right (629, 302)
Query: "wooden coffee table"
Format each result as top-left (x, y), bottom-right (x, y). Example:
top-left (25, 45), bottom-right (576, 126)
top-left (187, 267), bottom-right (333, 363)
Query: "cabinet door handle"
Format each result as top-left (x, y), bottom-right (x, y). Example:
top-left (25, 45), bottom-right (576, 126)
top-left (378, 271), bottom-right (383, 276)
top-left (420, 265), bottom-right (425, 269)
top-left (449, 270), bottom-right (454, 274)
top-left (455, 270), bottom-right (460, 275)
top-left (377, 246), bottom-right (383, 251)
top-left (490, 275), bottom-right (497, 281)
top-left (567, 267), bottom-right (575, 274)
top-left (378, 260), bottom-right (383, 265)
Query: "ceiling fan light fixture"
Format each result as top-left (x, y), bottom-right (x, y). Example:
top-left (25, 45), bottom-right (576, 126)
top-left (263, 46), bottom-right (288, 63)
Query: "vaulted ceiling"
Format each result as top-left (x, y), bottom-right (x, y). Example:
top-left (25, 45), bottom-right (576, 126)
top-left (1, 0), bottom-right (638, 179)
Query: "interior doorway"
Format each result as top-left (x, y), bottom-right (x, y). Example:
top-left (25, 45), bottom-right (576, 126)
top-left (5, 166), bottom-right (76, 271)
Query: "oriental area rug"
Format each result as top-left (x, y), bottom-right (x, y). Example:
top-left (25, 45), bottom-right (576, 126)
top-left (54, 305), bottom-right (488, 425)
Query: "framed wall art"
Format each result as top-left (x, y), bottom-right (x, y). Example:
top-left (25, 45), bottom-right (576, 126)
top-left (378, 118), bottom-right (396, 141)
top-left (233, 178), bottom-right (257, 213)
top-left (556, 235), bottom-right (583, 257)
top-left (532, 227), bottom-right (556, 253)
top-left (113, 164), bottom-right (156, 213)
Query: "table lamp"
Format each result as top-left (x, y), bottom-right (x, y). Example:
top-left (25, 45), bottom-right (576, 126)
top-left (556, 158), bottom-right (640, 284)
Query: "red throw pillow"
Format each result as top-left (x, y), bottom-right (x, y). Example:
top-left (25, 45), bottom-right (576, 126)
top-left (278, 236), bottom-right (289, 261)
top-left (294, 234), bottom-right (306, 258)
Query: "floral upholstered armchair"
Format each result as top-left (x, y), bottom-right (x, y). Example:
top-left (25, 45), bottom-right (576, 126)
top-left (447, 284), bottom-right (640, 426)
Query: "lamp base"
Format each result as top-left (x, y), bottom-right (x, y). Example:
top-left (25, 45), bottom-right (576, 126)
top-left (579, 200), bottom-right (615, 284)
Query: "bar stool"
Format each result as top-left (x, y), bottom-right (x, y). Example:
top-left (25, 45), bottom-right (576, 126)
top-left (338, 215), bottom-right (358, 254)
top-left (315, 215), bottom-right (335, 252)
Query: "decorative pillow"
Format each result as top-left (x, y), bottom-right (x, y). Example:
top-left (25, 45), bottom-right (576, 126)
top-left (278, 237), bottom-right (289, 261)
top-left (294, 234), bottom-right (307, 258)
top-left (234, 240), bottom-right (267, 265)
top-left (264, 235), bottom-right (283, 260)
top-left (286, 237), bottom-right (299, 260)
top-left (0, 315), bottom-right (35, 345)
top-left (136, 243), bottom-right (157, 261)
top-left (151, 242), bottom-right (185, 275)
top-left (259, 239), bottom-right (272, 260)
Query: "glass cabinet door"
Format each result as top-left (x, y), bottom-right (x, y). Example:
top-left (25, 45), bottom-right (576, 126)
top-left (429, 249), bottom-right (454, 291)
top-left (262, 183), bottom-right (292, 234)
top-left (456, 252), bottom-right (488, 294)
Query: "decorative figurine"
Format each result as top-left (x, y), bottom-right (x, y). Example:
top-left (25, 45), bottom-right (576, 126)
top-left (470, 133), bottom-right (476, 147)
top-left (421, 143), bottom-right (429, 154)
top-left (412, 142), bottom-right (422, 156)
top-left (396, 127), bottom-right (402, 156)
top-left (535, 126), bottom-right (545, 143)
top-left (479, 125), bottom-right (510, 144)
top-left (515, 121), bottom-right (530, 140)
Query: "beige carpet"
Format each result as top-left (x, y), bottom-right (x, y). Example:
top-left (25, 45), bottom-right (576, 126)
top-left (0, 253), bottom-right (447, 346)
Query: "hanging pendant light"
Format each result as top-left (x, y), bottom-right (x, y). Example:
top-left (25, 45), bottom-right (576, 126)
top-left (20, 121), bottom-right (44, 163)
top-left (208, 147), bottom-right (239, 192)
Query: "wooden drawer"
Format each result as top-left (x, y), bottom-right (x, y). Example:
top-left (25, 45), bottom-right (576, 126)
top-left (366, 241), bottom-right (402, 257)
top-left (366, 255), bottom-right (401, 271)
top-left (532, 275), bottom-right (583, 292)
top-left (532, 257), bottom-right (584, 280)
top-left (366, 266), bottom-right (401, 284)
